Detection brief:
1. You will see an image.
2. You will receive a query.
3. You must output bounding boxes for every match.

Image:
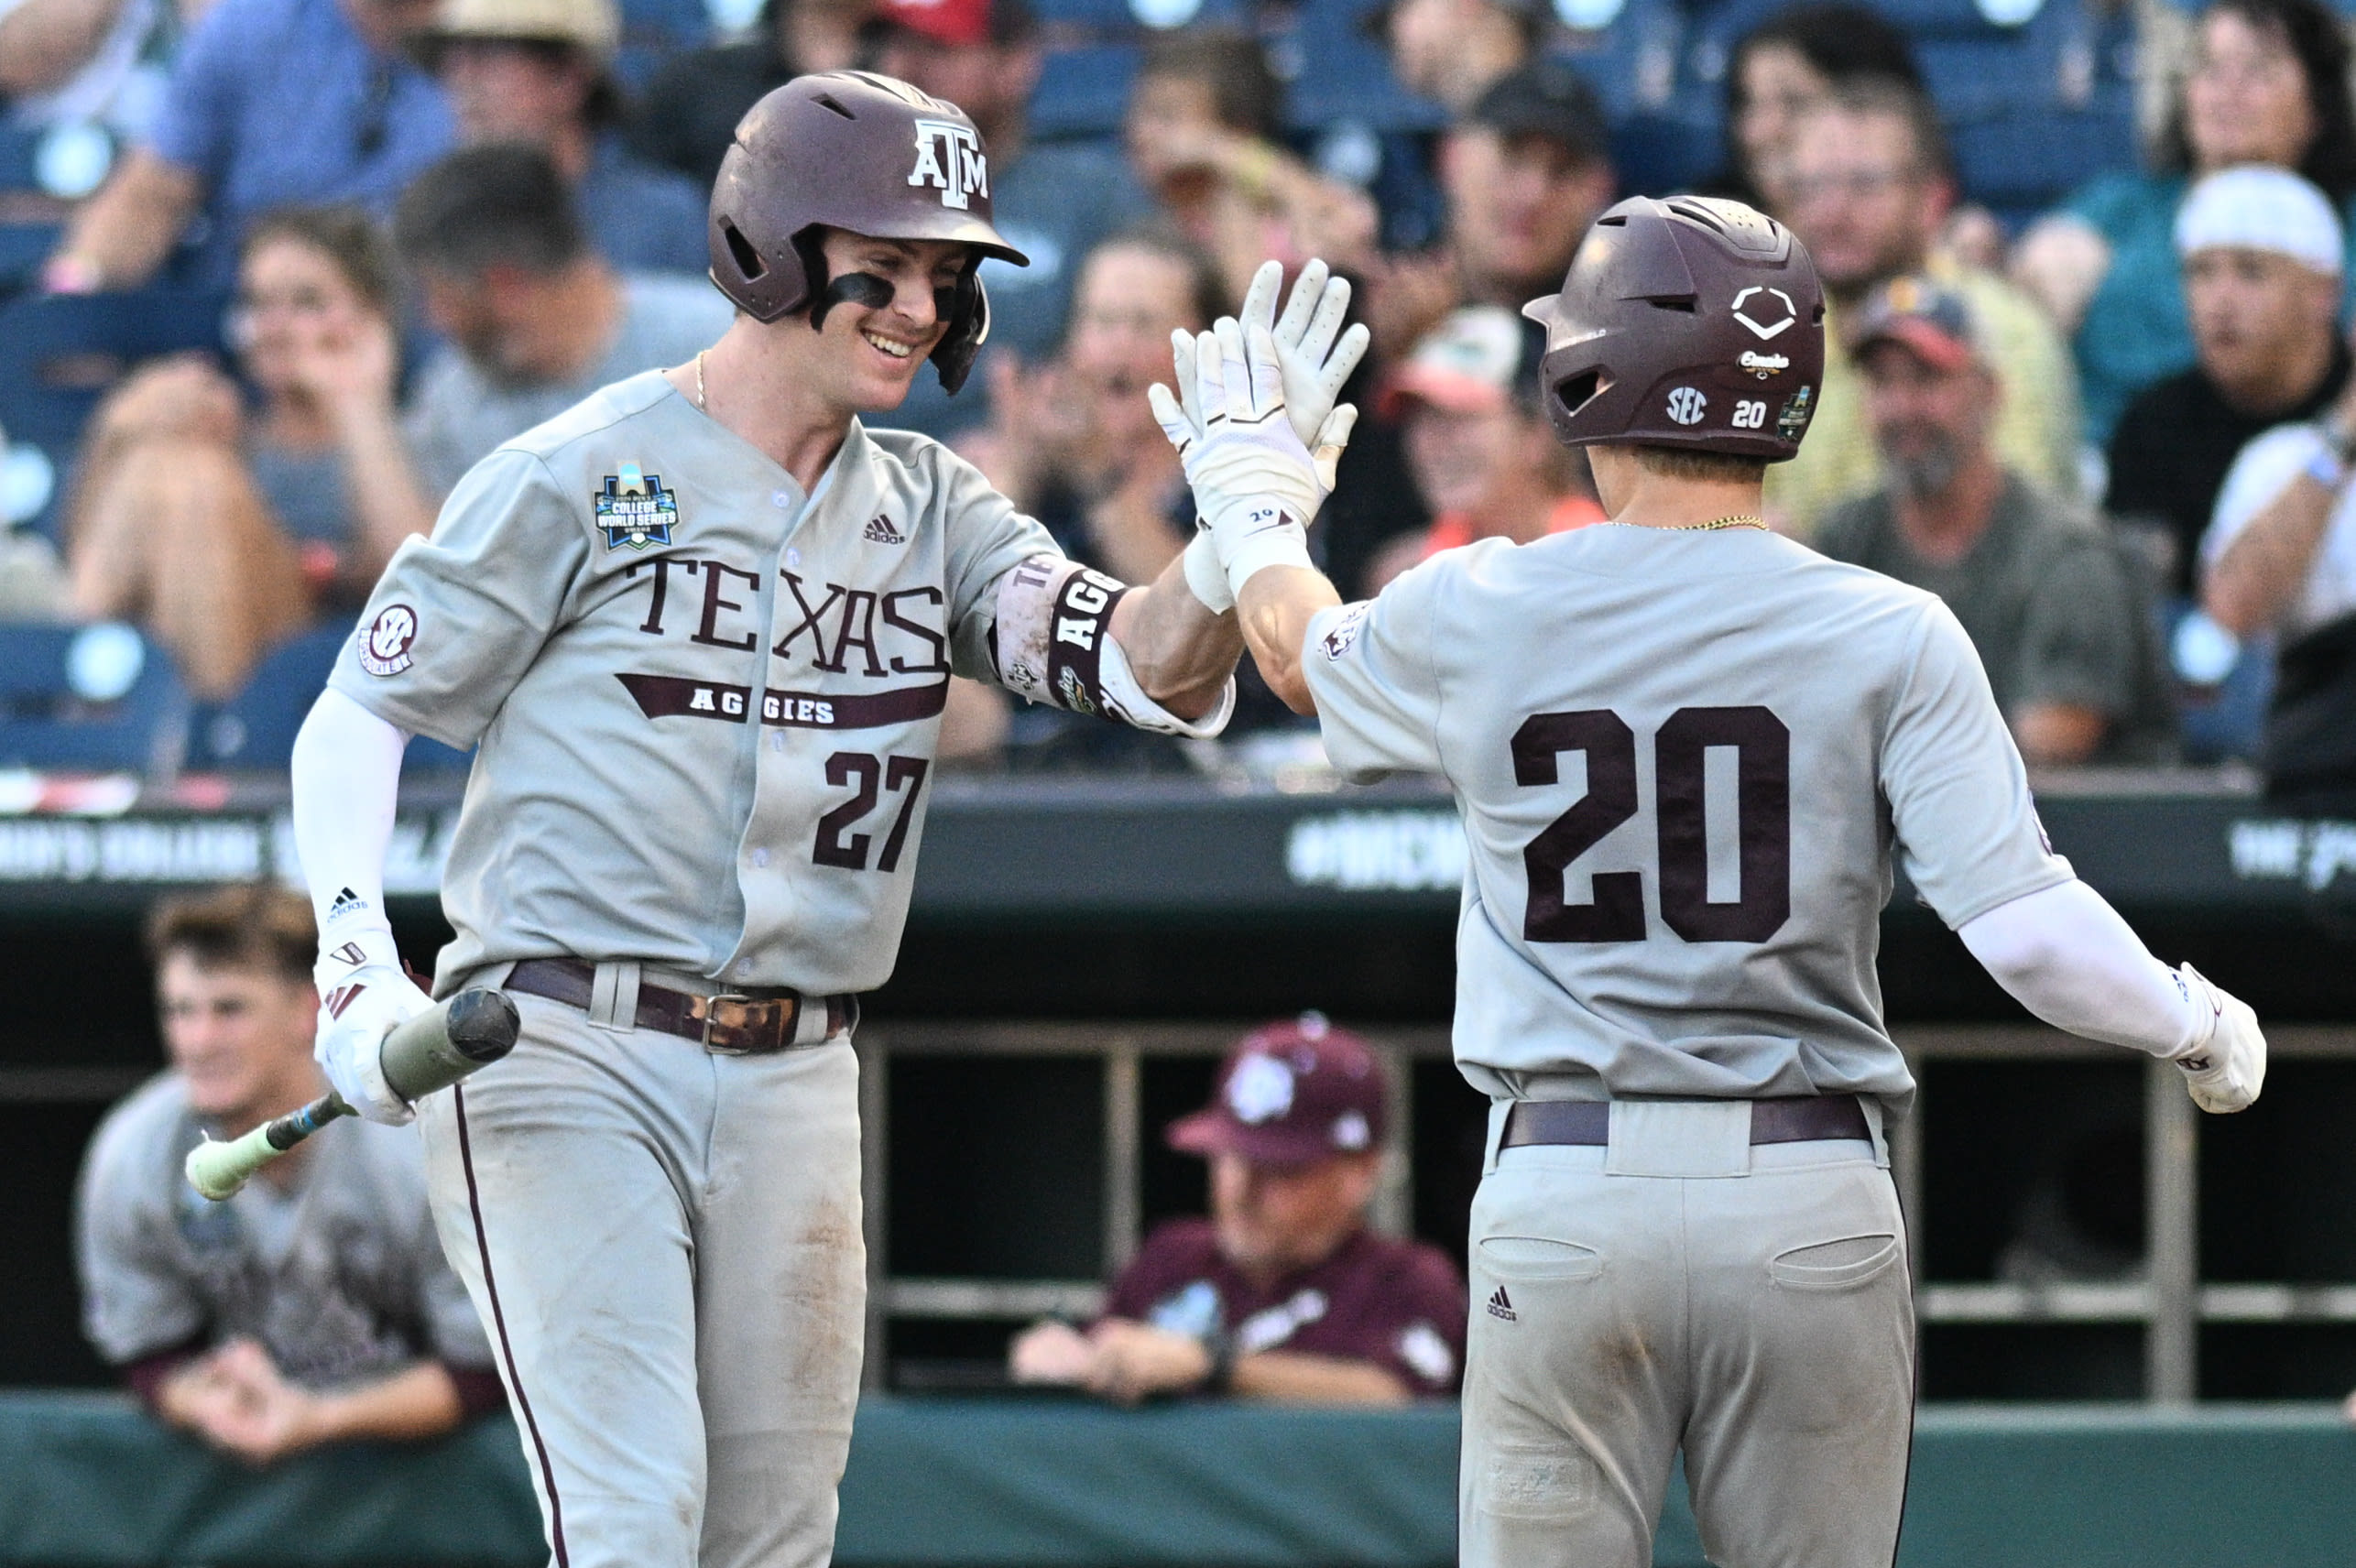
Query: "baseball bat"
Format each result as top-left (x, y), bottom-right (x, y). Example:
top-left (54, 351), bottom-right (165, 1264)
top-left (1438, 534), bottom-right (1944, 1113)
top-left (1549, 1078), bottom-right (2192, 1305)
top-left (184, 988), bottom-right (520, 1202)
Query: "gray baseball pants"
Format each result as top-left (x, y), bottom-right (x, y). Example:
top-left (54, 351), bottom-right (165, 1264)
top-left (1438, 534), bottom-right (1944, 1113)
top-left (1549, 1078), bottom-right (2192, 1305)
top-left (1460, 1100), bottom-right (1914, 1568)
top-left (417, 974), bottom-right (866, 1568)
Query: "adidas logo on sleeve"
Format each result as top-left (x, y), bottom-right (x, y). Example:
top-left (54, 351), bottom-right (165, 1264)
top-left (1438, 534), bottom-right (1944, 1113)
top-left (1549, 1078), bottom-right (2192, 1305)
top-left (1486, 1286), bottom-right (1516, 1323)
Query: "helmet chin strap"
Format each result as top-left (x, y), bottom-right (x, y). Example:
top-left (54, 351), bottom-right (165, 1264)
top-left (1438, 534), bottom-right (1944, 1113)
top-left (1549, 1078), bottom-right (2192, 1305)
top-left (809, 271), bottom-right (894, 330)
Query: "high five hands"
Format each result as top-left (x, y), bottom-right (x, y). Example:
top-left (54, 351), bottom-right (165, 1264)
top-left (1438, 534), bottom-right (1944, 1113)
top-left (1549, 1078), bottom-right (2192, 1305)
top-left (1151, 259), bottom-right (1369, 613)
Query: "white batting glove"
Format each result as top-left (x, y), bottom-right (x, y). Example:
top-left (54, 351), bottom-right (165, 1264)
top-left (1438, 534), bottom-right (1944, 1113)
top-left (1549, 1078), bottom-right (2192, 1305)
top-left (2169, 964), bottom-right (2266, 1114)
top-left (311, 922), bottom-right (431, 1126)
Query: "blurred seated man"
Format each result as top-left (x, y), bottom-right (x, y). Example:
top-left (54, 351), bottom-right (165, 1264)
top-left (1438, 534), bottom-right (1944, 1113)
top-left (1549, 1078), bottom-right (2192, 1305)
top-left (1011, 1018), bottom-right (1465, 1404)
top-left (1125, 28), bottom-right (1379, 305)
top-left (416, 0), bottom-right (707, 277)
top-left (1769, 80), bottom-right (2080, 539)
top-left (877, 0), bottom-right (1150, 438)
top-left (394, 143), bottom-right (731, 498)
top-left (1364, 305), bottom-right (1601, 592)
top-left (1362, 60), bottom-right (1614, 364)
top-left (2198, 318), bottom-right (2356, 811)
top-left (2107, 168), bottom-right (2348, 602)
top-left (66, 206), bottom-right (433, 698)
top-left (42, 0), bottom-right (453, 291)
top-left (74, 886), bottom-right (501, 1464)
top-left (1816, 278), bottom-right (2172, 765)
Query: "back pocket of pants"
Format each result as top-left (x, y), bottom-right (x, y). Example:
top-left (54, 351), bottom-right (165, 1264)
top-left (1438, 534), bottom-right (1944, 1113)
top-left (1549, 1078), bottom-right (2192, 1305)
top-left (1766, 1233), bottom-right (1902, 1291)
top-left (1478, 1236), bottom-right (1605, 1279)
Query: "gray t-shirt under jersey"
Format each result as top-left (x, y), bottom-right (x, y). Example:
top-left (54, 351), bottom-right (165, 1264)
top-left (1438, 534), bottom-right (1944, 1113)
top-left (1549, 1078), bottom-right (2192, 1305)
top-left (75, 1073), bottom-right (492, 1384)
top-left (403, 273), bottom-right (735, 499)
top-left (1303, 523), bottom-right (2072, 1117)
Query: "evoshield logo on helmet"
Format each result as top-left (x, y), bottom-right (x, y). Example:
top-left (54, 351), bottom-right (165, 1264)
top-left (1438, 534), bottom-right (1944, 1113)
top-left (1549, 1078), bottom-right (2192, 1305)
top-left (908, 118), bottom-right (987, 210)
top-left (1665, 387), bottom-right (1707, 425)
top-left (1731, 286), bottom-right (1797, 340)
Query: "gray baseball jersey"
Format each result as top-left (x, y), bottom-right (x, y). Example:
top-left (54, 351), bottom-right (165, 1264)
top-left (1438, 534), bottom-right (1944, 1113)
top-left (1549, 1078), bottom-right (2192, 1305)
top-left (329, 368), bottom-right (1220, 996)
top-left (75, 1073), bottom-right (491, 1384)
top-left (1302, 524), bottom-right (2071, 1117)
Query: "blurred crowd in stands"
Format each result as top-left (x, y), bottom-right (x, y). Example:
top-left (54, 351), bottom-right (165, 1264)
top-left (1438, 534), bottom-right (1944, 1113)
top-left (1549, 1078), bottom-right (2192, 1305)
top-left (4, 0), bottom-right (2356, 804)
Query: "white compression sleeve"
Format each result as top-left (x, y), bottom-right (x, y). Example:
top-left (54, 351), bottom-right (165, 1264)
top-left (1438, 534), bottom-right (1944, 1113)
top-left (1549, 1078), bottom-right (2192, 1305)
top-left (1957, 879), bottom-right (2201, 1058)
top-left (289, 689), bottom-right (409, 932)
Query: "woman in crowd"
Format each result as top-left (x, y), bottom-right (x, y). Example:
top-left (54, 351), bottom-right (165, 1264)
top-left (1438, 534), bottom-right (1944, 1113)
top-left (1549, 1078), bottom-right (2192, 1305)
top-left (2013, 0), bottom-right (2356, 445)
top-left (1711, 1), bottom-right (1924, 213)
top-left (1124, 28), bottom-right (1379, 304)
top-left (66, 206), bottom-right (432, 699)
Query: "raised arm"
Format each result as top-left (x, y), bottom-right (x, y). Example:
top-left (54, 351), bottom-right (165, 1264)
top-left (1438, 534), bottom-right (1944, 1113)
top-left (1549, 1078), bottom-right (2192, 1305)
top-left (43, 149), bottom-right (200, 293)
top-left (2204, 417), bottom-right (2351, 637)
top-left (1105, 553), bottom-right (1243, 721)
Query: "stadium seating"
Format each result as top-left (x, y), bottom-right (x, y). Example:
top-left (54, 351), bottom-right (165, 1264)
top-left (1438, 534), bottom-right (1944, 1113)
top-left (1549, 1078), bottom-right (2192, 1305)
top-left (0, 289), bottom-right (231, 545)
top-left (0, 623), bottom-right (185, 776)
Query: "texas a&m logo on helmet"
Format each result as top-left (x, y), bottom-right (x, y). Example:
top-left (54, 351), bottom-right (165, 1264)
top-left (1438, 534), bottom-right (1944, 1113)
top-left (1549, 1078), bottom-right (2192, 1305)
top-left (908, 118), bottom-right (987, 211)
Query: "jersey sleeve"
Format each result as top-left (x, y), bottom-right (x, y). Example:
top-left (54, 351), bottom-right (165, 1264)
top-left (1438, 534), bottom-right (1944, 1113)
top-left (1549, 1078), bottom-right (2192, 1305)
top-left (1300, 557), bottom-right (1450, 780)
top-left (935, 444), bottom-right (1062, 681)
top-left (73, 1105), bottom-right (202, 1366)
top-left (325, 446), bottom-right (590, 751)
top-left (1881, 599), bottom-right (2075, 928)
top-left (1359, 1246), bottom-right (1467, 1397)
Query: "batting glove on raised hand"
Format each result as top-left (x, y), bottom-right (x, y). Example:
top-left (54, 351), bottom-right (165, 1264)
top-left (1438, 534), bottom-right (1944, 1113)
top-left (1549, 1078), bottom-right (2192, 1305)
top-left (2169, 964), bottom-right (2266, 1113)
top-left (1156, 259), bottom-right (1366, 612)
top-left (1151, 318), bottom-right (1357, 605)
top-left (311, 921), bottom-right (431, 1126)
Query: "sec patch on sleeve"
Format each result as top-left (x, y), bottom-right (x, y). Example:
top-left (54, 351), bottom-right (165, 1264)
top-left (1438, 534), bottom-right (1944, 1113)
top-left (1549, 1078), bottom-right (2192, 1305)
top-left (1321, 603), bottom-right (1371, 660)
top-left (358, 604), bottom-right (419, 676)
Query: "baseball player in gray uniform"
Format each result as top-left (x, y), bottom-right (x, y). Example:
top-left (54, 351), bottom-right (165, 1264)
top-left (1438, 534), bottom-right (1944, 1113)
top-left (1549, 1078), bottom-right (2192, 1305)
top-left (1156, 196), bottom-right (2270, 1567)
top-left (278, 71), bottom-right (1366, 1568)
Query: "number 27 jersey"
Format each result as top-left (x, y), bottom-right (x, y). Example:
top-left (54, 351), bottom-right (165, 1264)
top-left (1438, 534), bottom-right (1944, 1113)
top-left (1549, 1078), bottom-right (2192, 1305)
top-left (1302, 524), bottom-right (2071, 1115)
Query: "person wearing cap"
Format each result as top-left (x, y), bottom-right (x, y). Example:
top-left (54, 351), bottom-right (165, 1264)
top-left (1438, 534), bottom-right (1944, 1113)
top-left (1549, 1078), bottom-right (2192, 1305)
top-left (875, 0), bottom-right (1152, 440)
top-left (2107, 167), bottom-right (2350, 604)
top-left (1010, 1019), bottom-right (1465, 1404)
top-left (633, 0), bottom-right (870, 187)
top-left (1362, 60), bottom-right (1615, 367)
top-left (414, 0), bottom-right (708, 277)
top-left (40, 0), bottom-right (453, 292)
top-left (1363, 305), bottom-right (1601, 593)
top-left (1816, 277), bottom-right (2172, 766)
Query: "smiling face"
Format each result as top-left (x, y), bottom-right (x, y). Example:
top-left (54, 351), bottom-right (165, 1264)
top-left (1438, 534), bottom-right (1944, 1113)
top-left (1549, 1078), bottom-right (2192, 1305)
top-left (799, 228), bottom-right (975, 413)
top-left (235, 234), bottom-right (383, 397)
top-left (1064, 242), bottom-right (1204, 434)
top-left (158, 953), bottom-right (320, 1130)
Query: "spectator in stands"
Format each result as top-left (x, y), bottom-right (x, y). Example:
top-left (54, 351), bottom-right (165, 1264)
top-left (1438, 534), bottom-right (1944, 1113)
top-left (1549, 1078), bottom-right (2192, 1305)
top-left (1010, 1018), bottom-right (1465, 1403)
top-left (1816, 278), bottom-right (2170, 766)
top-left (74, 885), bottom-right (501, 1463)
top-left (65, 206), bottom-right (432, 699)
top-left (2196, 320), bottom-right (2356, 811)
top-left (414, 0), bottom-right (707, 277)
top-left (874, 0), bottom-right (1150, 438)
top-left (633, 0), bottom-right (869, 187)
top-left (41, 0), bottom-right (453, 292)
top-left (1710, 1), bottom-right (1923, 214)
top-left (1361, 60), bottom-right (1613, 365)
top-left (1363, 305), bottom-right (1599, 593)
top-left (1770, 80), bottom-right (2081, 539)
top-left (2014, 0), bottom-right (2356, 447)
top-left (1379, 0), bottom-right (1534, 116)
top-left (394, 144), bottom-right (730, 499)
top-left (0, 0), bottom-right (180, 139)
top-left (1124, 28), bottom-right (1379, 304)
top-left (2108, 167), bottom-right (2347, 602)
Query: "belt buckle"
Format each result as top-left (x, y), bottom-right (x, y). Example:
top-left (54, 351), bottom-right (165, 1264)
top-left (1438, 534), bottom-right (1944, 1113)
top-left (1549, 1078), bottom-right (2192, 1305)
top-left (694, 992), bottom-right (769, 1054)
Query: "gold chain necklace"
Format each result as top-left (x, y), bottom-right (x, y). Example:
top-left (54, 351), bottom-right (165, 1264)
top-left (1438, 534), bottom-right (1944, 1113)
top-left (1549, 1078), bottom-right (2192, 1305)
top-left (1669, 514), bottom-right (1766, 531)
top-left (693, 349), bottom-right (709, 412)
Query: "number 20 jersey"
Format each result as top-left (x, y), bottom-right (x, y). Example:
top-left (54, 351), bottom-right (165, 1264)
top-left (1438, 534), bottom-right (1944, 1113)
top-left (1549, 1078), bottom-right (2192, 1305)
top-left (1302, 523), bottom-right (2072, 1116)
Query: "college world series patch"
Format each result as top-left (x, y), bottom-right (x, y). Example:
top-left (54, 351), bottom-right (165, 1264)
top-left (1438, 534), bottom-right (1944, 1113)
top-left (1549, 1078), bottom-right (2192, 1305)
top-left (595, 463), bottom-right (678, 550)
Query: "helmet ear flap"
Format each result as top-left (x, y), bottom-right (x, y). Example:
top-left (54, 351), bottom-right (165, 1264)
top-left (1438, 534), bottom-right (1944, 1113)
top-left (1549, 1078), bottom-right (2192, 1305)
top-left (928, 265), bottom-right (989, 395)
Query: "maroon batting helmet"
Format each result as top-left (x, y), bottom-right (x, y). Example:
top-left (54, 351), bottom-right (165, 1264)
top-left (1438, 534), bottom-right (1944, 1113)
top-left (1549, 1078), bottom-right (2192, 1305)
top-left (1522, 195), bottom-right (1824, 461)
top-left (708, 71), bottom-right (1030, 394)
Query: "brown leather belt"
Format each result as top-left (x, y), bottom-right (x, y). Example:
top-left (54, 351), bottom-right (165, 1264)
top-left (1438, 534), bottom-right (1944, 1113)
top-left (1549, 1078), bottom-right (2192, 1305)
top-left (1501, 1095), bottom-right (1871, 1149)
top-left (506, 957), bottom-right (850, 1054)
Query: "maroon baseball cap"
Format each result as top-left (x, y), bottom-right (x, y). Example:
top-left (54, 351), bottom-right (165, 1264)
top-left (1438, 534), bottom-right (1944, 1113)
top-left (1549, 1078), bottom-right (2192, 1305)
top-left (1168, 1016), bottom-right (1386, 1167)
